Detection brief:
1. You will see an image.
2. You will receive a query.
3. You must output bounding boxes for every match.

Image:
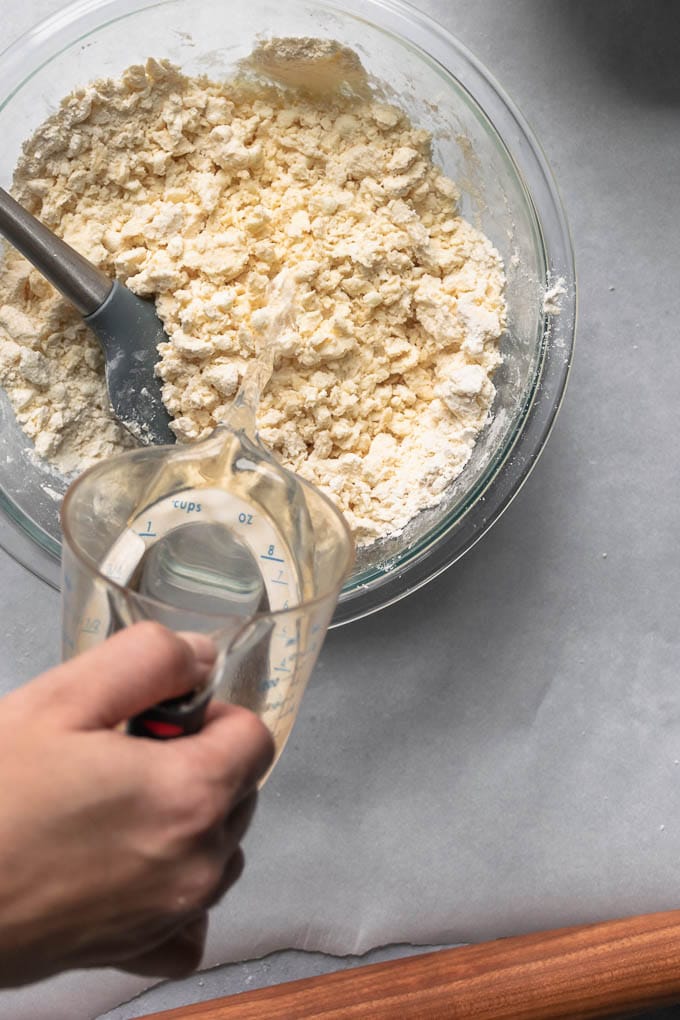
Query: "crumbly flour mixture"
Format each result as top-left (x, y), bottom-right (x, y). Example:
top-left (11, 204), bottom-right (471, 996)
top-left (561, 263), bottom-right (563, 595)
top-left (0, 42), bottom-right (506, 545)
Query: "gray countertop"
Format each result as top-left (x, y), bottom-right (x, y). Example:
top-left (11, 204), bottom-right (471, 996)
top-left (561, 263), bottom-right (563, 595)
top-left (2, 1), bottom-right (680, 1017)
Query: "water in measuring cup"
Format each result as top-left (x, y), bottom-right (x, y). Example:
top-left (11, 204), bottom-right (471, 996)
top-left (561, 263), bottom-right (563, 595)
top-left (127, 520), bottom-right (269, 627)
top-left (98, 424), bottom-right (309, 625)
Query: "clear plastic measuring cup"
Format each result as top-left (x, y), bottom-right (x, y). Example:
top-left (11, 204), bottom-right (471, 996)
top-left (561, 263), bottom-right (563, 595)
top-left (60, 428), bottom-right (354, 771)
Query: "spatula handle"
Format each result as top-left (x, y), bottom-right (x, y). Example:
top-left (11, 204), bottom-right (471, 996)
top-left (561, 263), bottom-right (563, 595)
top-left (0, 186), bottom-right (111, 315)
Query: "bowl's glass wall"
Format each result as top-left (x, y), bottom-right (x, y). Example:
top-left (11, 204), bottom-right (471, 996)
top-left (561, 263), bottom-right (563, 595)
top-left (0, 0), bottom-right (572, 621)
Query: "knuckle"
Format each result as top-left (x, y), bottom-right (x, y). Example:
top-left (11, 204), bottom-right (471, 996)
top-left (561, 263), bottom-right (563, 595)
top-left (174, 858), bottom-right (223, 912)
top-left (161, 777), bottom-right (222, 837)
top-left (136, 622), bottom-right (192, 672)
top-left (189, 784), bottom-right (225, 833)
top-left (132, 620), bottom-right (170, 643)
top-left (235, 708), bottom-right (276, 761)
top-left (135, 620), bottom-right (177, 650)
top-left (160, 760), bottom-right (227, 836)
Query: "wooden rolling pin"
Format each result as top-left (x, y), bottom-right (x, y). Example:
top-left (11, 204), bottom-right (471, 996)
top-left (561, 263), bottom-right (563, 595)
top-left (145, 909), bottom-right (680, 1019)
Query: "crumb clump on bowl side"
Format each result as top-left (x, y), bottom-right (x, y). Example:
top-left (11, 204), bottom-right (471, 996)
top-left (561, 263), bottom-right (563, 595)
top-left (0, 41), bottom-right (506, 546)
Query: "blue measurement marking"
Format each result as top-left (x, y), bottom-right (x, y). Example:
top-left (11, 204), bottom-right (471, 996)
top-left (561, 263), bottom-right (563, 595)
top-left (138, 520), bottom-right (156, 537)
top-left (274, 664), bottom-right (290, 674)
top-left (81, 618), bottom-right (101, 634)
top-left (271, 578), bottom-right (288, 586)
top-left (260, 554), bottom-right (285, 563)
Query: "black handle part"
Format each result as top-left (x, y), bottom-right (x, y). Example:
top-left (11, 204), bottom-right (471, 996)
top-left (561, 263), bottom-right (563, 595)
top-left (84, 281), bottom-right (176, 447)
top-left (127, 687), bottom-right (212, 740)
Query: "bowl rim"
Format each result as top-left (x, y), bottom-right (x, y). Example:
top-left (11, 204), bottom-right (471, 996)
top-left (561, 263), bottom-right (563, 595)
top-left (331, 0), bottom-right (576, 624)
top-left (0, 0), bottom-right (576, 627)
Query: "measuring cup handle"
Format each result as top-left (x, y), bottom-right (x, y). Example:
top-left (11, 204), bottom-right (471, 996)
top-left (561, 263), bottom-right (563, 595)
top-left (127, 688), bottom-right (212, 740)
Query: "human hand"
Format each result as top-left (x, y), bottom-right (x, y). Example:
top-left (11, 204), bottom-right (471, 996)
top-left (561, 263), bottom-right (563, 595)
top-left (0, 622), bottom-right (274, 988)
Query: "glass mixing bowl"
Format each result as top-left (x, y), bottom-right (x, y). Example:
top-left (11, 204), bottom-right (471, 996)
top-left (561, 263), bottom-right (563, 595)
top-left (0, 0), bottom-right (575, 626)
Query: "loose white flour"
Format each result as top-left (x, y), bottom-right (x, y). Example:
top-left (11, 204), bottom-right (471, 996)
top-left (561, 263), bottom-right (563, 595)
top-left (543, 277), bottom-right (567, 315)
top-left (0, 43), bottom-right (506, 545)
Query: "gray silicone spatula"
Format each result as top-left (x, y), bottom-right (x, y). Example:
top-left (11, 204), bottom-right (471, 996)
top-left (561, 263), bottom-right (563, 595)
top-left (0, 186), bottom-right (175, 446)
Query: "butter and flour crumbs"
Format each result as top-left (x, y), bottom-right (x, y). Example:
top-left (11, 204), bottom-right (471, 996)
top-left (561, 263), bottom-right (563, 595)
top-left (0, 46), bottom-right (506, 546)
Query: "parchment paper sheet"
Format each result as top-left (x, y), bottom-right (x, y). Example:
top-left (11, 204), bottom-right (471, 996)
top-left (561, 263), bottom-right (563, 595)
top-left (1, 1), bottom-right (680, 1017)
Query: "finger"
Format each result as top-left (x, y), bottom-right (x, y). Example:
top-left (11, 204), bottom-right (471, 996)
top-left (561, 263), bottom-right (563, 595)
top-left (222, 845), bottom-right (246, 892)
top-left (200, 847), bottom-right (246, 911)
top-left (118, 849), bottom-right (245, 977)
top-left (177, 704), bottom-right (275, 800)
top-left (177, 632), bottom-right (217, 669)
top-left (224, 791), bottom-right (259, 848)
top-left (29, 624), bottom-right (216, 729)
top-left (199, 791), bottom-right (258, 858)
top-left (118, 913), bottom-right (209, 979)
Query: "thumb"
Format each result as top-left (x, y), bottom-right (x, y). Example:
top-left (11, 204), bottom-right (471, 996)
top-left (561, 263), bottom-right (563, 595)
top-left (28, 623), bottom-right (216, 729)
top-left (118, 914), bottom-right (209, 979)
